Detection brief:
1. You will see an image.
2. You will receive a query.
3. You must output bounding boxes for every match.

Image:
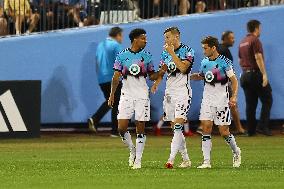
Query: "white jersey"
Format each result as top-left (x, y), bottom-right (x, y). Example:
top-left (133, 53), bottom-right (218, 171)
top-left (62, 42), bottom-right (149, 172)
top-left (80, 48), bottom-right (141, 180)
top-left (114, 48), bottom-right (154, 99)
top-left (160, 43), bottom-right (195, 97)
top-left (202, 83), bottom-right (229, 107)
top-left (121, 76), bottom-right (149, 99)
top-left (199, 55), bottom-right (235, 107)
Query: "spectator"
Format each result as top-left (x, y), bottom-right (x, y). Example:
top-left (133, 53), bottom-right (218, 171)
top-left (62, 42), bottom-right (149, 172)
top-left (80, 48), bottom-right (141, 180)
top-left (195, 0), bottom-right (206, 13)
top-left (30, 0), bottom-right (54, 31)
top-left (206, 0), bottom-right (225, 11)
top-left (272, 0), bottom-right (284, 4)
top-left (0, 4), bottom-right (8, 36)
top-left (4, 0), bottom-right (30, 34)
top-left (238, 20), bottom-right (273, 136)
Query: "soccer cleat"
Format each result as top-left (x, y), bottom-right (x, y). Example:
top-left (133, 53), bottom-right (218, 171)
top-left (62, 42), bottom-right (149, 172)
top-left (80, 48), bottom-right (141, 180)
top-left (132, 161), bottom-right (141, 169)
top-left (129, 148), bottom-right (136, 167)
top-left (88, 118), bottom-right (96, 133)
top-left (165, 161), bottom-right (174, 169)
top-left (197, 161), bottom-right (211, 169)
top-left (178, 160), bottom-right (192, 168)
top-left (233, 147), bottom-right (242, 168)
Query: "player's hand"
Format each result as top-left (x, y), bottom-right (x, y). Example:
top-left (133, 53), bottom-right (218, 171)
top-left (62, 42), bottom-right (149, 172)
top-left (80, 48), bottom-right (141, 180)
top-left (159, 64), bottom-right (168, 75)
top-left (151, 83), bottom-right (158, 94)
top-left (108, 94), bottom-right (114, 108)
top-left (164, 43), bottom-right (174, 55)
top-left (190, 73), bottom-right (203, 80)
top-left (262, 74), bottom-right (268, 87)
top-left (229, 96), bottom-right (237, 108)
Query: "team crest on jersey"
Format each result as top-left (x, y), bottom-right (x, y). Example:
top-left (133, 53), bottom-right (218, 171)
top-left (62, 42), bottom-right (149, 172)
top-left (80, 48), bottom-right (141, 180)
top-left (205, 71), bottom-right (214, 83)
top-left (168, 62), bottom-right (176, 72)
top-left (129, 64), bottom-right (141, 75)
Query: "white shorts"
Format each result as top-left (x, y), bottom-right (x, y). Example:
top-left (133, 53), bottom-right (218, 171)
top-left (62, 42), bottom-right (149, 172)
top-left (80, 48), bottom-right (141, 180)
top-left (199, 103), bottom-right (231, 126)
top-left (117, 96), bottom-right (150, 121)
top-left (163, 95), bottom-right (191, 122)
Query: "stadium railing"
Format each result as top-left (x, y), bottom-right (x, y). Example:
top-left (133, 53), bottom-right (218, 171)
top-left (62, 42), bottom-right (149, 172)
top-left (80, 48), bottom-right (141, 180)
top-left (0, 0), bottom-right (283, 37)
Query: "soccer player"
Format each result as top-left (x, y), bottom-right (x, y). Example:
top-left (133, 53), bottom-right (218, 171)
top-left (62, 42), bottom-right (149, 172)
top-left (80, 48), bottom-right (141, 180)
top-left (151, 27), bottom-right (194, 168)
top-left (191, 36), bottom-right (241, 168)
top-left (108, 28), bottom-right (167, 169)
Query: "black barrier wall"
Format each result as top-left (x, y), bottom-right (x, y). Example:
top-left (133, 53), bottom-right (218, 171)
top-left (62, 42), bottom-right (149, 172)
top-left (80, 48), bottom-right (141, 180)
top-left (0, 81), bottom-right (41, 138)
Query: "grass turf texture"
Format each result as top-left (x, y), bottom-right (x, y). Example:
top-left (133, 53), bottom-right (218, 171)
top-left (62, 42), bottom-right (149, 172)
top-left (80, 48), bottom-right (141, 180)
top-left (0, 134), bottom-right (283, 189)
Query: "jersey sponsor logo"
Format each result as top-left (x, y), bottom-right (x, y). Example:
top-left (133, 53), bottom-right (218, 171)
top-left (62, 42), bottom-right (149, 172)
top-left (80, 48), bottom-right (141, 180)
top-left (205, 71), bottom-right (214, 83)
top-left (129, 64), bottom-right (141, 75)
top-left (168, 62), bottom-right (176, 72)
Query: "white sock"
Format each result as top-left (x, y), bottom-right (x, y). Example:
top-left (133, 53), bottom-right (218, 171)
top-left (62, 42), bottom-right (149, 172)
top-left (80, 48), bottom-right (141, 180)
top-left (135, 134), bottom-right (146, 162)
top-left (224, 134), bottom-right (239, 154)
top-left (156, 119), bottom-right (164, 129)
top-left (201, 135), bottom-right (212, 163)
top-left (169, 123), bottom-right (183, 162)
top-left (120, 131), bottom-right (135, 152)
top-left (184, 122), bottom-right (189, 133)
top-left (179, 133), bottom-right (190, 161)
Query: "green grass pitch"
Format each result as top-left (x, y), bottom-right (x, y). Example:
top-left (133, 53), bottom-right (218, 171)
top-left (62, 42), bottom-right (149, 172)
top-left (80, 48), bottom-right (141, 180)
top-left (0, 134), bottom-right (283, 189)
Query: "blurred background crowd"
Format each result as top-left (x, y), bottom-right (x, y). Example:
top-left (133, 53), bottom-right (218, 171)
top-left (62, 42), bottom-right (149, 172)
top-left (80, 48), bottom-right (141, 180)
top-left (0, 0), bottom-right (283, 36)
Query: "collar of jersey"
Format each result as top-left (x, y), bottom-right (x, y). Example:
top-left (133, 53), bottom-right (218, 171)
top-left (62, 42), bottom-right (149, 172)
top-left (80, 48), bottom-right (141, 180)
top-left (208, 54), bottom-right (221, 62)
top-left (128, 48), bottom-right (143, 54)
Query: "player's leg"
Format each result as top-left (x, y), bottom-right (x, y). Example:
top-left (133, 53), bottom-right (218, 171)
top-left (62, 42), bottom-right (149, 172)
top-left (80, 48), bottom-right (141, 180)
top-left (216, 106), bottom-right (241, 168)
top-left (183, 97), bottom-right (193, 137)
top-left (197, 104), bottom-right (214, 169)
top-left (177, 119), bottom-right (192, 168)
top-left (197, 120), bottom-right (213, 169)
top-left (163, 96), bottom-right (179, 168)
top-left (165, 119), bottom-right (186, 168)
top-left (133, 121), bottom-right (146, 169)
top-left (117, 97), bottom-right (135, 167)
top-left (166, 97), bottom-right (191, 168)
top-left (132, 99), bottom-right (150, 169)
top-left (118, 119), bottom-right (136, 167)
top-left (218, 125), bottom-right (241, 168)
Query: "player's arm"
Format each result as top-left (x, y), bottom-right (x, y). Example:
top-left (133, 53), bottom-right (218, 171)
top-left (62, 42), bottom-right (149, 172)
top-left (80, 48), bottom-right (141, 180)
top-left (148, 64), bottom-right (167, 81)
top-left (164, 44), bottom-right (191, 73)
top-left (108, 71), bottom-right (121, 108)
top-left (227, 68), bottom-right (238, 108)
top-left (255, 53), bottom-right (268, 87)
top-left (151, 76), bottom-right (163, 94)
top-left (190, 73), bottom-right (204, 80)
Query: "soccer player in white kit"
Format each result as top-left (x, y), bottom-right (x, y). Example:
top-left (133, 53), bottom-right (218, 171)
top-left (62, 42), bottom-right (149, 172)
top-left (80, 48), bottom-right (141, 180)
top-left (191, 36), bottom-right (241, 168)
top-left (108, 28), bottom-right (167, 169)
top-left (151, 27), bottom-right (195, 169)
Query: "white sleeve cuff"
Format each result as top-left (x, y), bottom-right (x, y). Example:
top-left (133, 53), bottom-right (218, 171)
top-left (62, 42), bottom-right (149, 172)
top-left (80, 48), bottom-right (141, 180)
top-left (226, 69), bottom-right (235, 78)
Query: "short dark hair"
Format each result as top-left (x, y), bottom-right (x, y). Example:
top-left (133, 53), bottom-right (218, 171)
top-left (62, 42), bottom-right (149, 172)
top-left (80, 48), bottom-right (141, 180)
top-left (221, 30), bottom-right (233, 41)
top-left (129, 28), bottom-right (146, 43)
top-left (201, 36), bottom-right (219, 48)
top-left (247, 20), bottom-right (261, 33)
top-left (109, 27), bottom-right (123, 37)
top-left (164, 27), bottom-right (180, 35)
